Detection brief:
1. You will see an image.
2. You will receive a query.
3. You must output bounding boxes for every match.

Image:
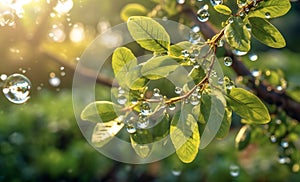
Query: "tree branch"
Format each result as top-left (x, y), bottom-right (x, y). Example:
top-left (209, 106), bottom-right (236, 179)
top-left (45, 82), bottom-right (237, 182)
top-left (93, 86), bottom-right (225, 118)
top-left (40, 48), bottom-right (116, 87)
top-left (182, 7), bottom-right (300, 122)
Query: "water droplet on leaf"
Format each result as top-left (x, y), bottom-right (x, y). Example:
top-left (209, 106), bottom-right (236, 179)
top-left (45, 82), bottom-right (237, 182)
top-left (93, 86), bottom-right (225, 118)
top-left (190, 95), bottom-right (200, 105)
top-left (224, 57), bottom-right (233, 67)
top-left (265, 12), bottom-right (271, 19)
top-left (229, 164), bottom-right (240, 177)
top-left (168, 103), bottom-right (176, 111)
top-left (140, 102), bottom-right (152, 116)
top-left (2, 74), bottom-right (31, 104)
top-left (177, 0), bottom-right (185, 4)
top-left (232, 49), bottom-right (248, 56)
top-left (137, 114), bottom-right (149, 129)
top-left (175, 87), bottom-right (182, 95)
top-left (249, 53), bottom-right (258, 61)
top-left (117, 95), bottom-right (127, 105)
top-left (210, 0), bottom-right (223, 6)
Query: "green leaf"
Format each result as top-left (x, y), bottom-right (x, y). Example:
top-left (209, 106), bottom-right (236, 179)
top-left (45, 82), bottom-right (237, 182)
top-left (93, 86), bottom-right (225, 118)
top-left (226, 88), bottom-right (271, 124)
top-left (248, 17), bottom-right (286, 48)
top-left (169, 41), bottom-right (193, 57)
top-left (112, 47), bottom-right (137, 87)
top-left (235, 125), bottom-right (251, 151)
top-left (120, 4), bottom-right (147, 22)
top-left (91, 119), bottom-right (124, 148)
top-left (216, 108), bottom-right (232, 139)
top-left (141, 56), bottom-right (180, 80)
top-left (81, 101), bottom-right (122, 123)
top-left (214, 5), bottom-right (232, 15)
top-left (126, 65), bottom-right (149, 90)
top-left (151, 114), bottom-right (170, 141)
top-left (248, 0), bottom-right (291, 19)
top-left (224, 17), bottom-right (251, 52)
top-left (170, 112), bottom-right (200, 163)
top-left (127, 16), bottom-right (170, 53)
top-left (187, 67), bottom-right (206, 88)
top-left (130, 129), bottom-right (153, 158)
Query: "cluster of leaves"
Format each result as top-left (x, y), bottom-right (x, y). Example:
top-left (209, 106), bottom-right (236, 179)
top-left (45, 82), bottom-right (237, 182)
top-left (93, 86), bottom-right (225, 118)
top-left (81, 15), bottom-right (271, 163)
top-left (212, 0), bottom-right (291, 52)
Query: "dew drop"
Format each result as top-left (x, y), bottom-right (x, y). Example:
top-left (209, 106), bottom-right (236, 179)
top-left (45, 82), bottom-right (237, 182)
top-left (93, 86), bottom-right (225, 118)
top-left (210, 0), bottom-right (223, 6)
top-left (137, 114), bottom-right (150, 129)
top-left (182, 50), bottom-right (190, 58)
top-left (226, 82), bottom-right (234, 90)
top-left (140, 102), bottom-right (152, 116)
top-left (229, 164), bottom-right (240, 177)
top-left (126, 125), bottom-right (136, 134)
top-left (175, 87), bottom-right (182, 95)
top-left (171, 170), bottom-right (182, 176)
top-left (228, 17), bottom-right (234, 24)
top-left (49, 24), bottom-right (66, 42)
top-left (251, 69), bottom-right (261, 77)
top-left (232, 49), bottom-right (248, 56)
top-left (117, 95), bottom-right (127, 105)
top-left (153, 88), bottom-right (161, 97)
top-left (190, 95), bottom-right (200, 106)
top-left (49, 77), bottom-right (61, 87)
top-left (177, 0), bottom-right (185, 4)
top-left (217, 39), bottom-right (225, 47)
top-left (168, 103), bottom-right (176, 111)
top-left (218, 77), bottom-right (224, 85)
top-left (2, 74), bottom-right (31, 104)
top-left (118, 87), bottom-right (125, 94)
top-left (265, 12), bottom-right (271, 19)
top-left (197, 5), bottom-right (210, 23)
top-left (193, 62), bottom-right (200, 69)
top-left (280, 140), bottom-right (289, 148)
top-left (224, 57), bottom-right (233, 67)
top-left (130, 98), bottom-right (138, 105)
top-left (270, 135), bottom-right (277, 143)
top-left (249, 53), bottom-right (258, 61)
top-left (237, 0), bottom-right (247, 8)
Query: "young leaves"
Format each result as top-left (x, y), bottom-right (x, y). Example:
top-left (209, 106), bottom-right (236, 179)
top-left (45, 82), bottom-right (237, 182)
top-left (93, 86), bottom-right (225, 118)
top-left (127, 16), bottom-right (170, 53)
top-left (248, 17), bottom-right (286, 48)
top-left (226, 88), bottom-right (271, 124)
top-left (248, 0), bottom-right (291, 19)
top-left (214, 5), bottom-right (232, 16)
top-left (120, 4), bottom-right (147, 22)
top-left (112, 47), bottom-right (137, 87)
top-left (81, 101), bottom-right (122, 123)
top-left (224, 17), bottom-right (251, 52)
top-left (141, 56), bottom-right (180, 80)
top-left (170, 112), bottom-right (200, 163)
top-left (91, 120), bottom-right (124, 148)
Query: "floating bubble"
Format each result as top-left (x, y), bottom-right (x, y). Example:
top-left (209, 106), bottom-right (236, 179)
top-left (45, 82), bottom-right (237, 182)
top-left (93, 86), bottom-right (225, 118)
top-left (177, 0), bottom-right (185, 4)
top-left (232, 49), bottom-right (248, 56)
top-left (224, 57), bottom-right (233, 67)
top-left (0, 74), bottom-right (7, 81)
top-left (49, 76), bottom-right (61, 87)
top-left (48, 24), bottom-right (66, 42)
top-left (210, 0), bottom-right (223, 6)
top-left (229, 164), bottom-right (240, 177)
top-left (197, 5), bottom-right (210, 23)
top-left (265, 12), bottom-right (271, 19)
top-left (53, 0), bottom-right (74, 14)
top-left (69, 23), bottom-right (85, 43)
top-left (2, 73), bottom-right (31, 104)
top-left (249, 53), bottom-right (258, 61)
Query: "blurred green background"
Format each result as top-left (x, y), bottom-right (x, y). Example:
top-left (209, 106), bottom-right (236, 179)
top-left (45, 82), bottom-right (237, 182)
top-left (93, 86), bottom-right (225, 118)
top-left (0, 0), bottom-right (300, 181)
